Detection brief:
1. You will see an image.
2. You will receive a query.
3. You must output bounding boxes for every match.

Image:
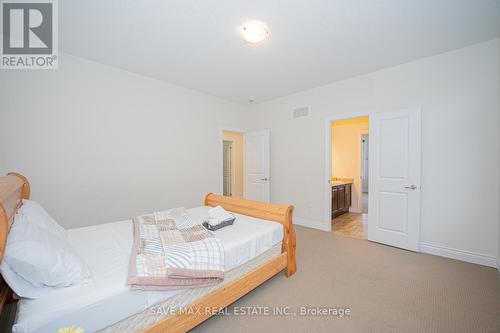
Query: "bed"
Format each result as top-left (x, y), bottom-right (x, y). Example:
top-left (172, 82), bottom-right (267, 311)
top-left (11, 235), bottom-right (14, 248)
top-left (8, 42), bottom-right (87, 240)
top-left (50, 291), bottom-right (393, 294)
top-left (0, 173), bottom-right (296, 332)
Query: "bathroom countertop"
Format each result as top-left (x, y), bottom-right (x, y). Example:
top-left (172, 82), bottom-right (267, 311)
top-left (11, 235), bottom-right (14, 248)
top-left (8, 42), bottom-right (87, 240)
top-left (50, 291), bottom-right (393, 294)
top-left (331, 178), bottom-right (353, 186)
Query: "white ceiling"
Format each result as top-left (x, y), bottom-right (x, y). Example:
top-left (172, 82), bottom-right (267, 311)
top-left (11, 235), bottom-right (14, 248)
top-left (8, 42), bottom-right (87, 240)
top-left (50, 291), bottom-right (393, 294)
top-left (60, 0), bottom-right (500, 104)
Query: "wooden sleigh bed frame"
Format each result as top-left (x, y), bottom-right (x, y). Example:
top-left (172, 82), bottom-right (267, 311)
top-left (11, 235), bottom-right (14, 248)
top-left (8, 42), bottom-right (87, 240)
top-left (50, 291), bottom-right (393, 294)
top-left (0, 173), bottom-right (296, 333)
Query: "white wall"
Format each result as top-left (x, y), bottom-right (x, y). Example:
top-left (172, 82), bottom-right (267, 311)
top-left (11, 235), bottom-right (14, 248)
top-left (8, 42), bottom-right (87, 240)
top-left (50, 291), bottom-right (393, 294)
top-left (0, 53), bottom-right (247, 228)
top-left (248, 39), bottom-right (500, 264)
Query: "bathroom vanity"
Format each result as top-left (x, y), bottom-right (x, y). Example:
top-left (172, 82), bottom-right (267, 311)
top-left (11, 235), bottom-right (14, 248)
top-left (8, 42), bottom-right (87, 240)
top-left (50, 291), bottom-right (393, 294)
top-left (331, 179), bottom-right (352, 218)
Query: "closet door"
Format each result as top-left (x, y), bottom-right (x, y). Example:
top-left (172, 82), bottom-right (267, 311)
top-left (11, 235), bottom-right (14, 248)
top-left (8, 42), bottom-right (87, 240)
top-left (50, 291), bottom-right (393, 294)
top-left (244, 130), bottom-right (270, 202)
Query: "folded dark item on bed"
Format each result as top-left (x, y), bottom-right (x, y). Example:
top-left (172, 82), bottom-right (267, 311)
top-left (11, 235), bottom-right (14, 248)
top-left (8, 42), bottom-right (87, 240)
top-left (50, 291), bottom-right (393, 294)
top-left (202, 216), bottom-right (235, 231)
top-left (127, 208), bottom-right (225, 290)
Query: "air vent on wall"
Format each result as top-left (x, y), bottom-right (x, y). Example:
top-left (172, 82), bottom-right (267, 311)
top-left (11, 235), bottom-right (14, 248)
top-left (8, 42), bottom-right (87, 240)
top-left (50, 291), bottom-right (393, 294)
top-left (293, 106), bottom-right (309, 118)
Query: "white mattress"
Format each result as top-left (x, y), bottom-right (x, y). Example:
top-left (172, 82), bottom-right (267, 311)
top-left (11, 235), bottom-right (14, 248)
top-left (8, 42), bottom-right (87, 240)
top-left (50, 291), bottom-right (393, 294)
top-left (13, 206), bottom-right (283, 333)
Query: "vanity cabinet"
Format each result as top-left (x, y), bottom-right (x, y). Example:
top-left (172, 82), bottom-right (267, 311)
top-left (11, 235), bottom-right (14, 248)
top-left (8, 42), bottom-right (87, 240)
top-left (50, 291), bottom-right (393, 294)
top-left (331, 183), bottom-right (352, 218)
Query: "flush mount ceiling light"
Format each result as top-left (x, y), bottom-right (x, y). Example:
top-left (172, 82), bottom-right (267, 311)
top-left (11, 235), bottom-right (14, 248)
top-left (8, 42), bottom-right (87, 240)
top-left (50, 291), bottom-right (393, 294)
top-left (240, 21), bottom-right (269, 44)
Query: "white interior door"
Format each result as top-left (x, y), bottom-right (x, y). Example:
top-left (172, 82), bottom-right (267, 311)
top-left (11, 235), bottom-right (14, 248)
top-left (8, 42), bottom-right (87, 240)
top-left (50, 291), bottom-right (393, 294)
top-left (244, 130), bottom-right (270, 202)
top-left (368, 108), bottom-right (421, 251)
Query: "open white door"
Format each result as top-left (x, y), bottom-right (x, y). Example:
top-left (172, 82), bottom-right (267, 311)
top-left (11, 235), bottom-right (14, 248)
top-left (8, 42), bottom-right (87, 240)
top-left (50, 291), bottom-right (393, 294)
top-left (368, 108), bottom-right (421, 251)
top-left (244, 130), bottom-right (270, 202)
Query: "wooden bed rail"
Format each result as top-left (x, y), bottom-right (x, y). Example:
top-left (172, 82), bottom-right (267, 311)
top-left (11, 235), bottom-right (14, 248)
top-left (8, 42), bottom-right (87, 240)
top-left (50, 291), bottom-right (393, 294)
top-left (204, 193), bottom-right (296, 276)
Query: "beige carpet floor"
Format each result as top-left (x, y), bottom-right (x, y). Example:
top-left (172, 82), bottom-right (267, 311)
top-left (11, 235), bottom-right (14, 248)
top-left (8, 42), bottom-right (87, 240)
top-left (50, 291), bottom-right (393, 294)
top-left (191, 226), bottom-right (500, 333)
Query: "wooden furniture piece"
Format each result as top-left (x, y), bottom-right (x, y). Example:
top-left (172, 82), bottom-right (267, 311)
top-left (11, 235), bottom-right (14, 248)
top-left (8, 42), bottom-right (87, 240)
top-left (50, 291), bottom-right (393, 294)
top-left (144, 193), bottom-right (296, 333)
top-left (331, 182), bottom-right (352, 218)
top-left (0, 173), bottom-right (30, 315)
top-left (0, 174), bottom-right (296, 333)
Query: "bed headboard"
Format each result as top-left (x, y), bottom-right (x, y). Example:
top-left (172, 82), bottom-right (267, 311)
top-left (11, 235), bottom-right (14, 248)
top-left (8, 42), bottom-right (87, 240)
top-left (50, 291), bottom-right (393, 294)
top-left (0, 173), bottom-right (30, 261)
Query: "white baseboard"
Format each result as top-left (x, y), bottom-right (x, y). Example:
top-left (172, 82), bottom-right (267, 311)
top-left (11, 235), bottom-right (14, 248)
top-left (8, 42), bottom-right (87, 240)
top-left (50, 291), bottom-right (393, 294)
top-left (420, 242), bottom-right (497, 268)
top-left (293, 217), bottom-right (330, 232)
top-left (292, 216), bottom-right (498, 269)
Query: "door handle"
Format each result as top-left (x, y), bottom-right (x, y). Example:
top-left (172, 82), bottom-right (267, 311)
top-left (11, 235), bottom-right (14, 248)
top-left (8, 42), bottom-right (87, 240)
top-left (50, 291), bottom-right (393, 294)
top-left (261, 177), bottom-right (269, 181)
top-left (404, 185), bottom-right (417, 190)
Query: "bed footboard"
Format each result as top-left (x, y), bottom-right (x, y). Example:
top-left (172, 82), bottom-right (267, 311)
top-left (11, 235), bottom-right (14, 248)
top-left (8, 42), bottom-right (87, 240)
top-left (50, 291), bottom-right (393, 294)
top-left (204, 193), bottom-right (296, 277)
top-left (142, 194), bottom-right (296, 333)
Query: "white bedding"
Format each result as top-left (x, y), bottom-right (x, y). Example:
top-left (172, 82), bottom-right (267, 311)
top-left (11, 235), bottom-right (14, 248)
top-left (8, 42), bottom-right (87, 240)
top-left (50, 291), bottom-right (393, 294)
top-left (13, 206), bottom-right (283, 333)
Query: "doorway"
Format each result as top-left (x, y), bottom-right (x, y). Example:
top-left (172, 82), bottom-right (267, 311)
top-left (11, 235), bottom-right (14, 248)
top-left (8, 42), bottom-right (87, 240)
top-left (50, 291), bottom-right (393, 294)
top-left (325, 108), bottom-right (422, 251)
top-left (221, 129), bottom-right (271, 202)
top-left (330, 116), bottom-right (369, 240)
top-left (222, 130), bottom-right (244, 198)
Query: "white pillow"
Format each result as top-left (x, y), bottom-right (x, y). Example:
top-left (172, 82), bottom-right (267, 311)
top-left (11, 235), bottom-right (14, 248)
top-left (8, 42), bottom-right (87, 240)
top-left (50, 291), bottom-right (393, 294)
top-left (0, 260), bottom-right (65, 299)
top-left (1, 213), bottom-right (91, 298)
top-left (18, 199), bottom-right (66, 239)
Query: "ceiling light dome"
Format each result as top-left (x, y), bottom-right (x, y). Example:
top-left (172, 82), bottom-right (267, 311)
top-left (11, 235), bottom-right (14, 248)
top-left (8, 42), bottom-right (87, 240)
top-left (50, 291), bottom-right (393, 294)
top-left (241, 21), bottom-right (269, 44)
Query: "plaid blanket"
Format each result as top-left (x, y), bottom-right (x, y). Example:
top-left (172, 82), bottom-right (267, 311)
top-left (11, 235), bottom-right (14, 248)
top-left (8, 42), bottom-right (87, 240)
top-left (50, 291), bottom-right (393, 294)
top-left (127, 208), bottom-right (225, 290)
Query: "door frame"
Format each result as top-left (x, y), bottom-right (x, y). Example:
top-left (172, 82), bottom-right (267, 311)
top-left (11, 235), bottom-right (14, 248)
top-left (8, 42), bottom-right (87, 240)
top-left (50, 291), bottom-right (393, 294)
top-left (219, 128), bottom-right (246, 196)
top-left (324, 111), bottom-right (371, 232)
